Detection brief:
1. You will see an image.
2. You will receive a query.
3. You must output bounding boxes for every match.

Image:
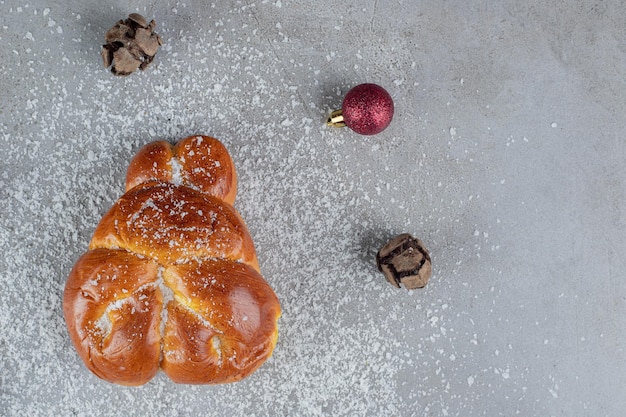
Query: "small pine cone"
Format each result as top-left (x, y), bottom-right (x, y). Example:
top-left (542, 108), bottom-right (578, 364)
top-left (376, 234), bottom-right (432, 290)
top-left (101, 13), bottom-right (163, 76)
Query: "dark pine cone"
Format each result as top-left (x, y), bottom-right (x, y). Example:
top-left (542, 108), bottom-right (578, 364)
top-left (101, 13), bottom-right (163, 76)
top-left (376, 234), bottom-right (432, 290)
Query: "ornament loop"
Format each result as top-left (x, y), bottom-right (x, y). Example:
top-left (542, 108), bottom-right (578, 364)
top-left (326, 110), bottom-right (346, 128)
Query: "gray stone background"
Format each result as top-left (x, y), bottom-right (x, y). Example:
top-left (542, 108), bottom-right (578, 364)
top-left (1, 1), bottom-right (624, 416)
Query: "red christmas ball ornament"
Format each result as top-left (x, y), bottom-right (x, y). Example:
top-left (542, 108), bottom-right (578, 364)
top-left (327, 83), bottom-right (394, 135)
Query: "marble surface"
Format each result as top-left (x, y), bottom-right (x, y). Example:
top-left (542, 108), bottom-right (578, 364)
top-left (1, 1), bottom-right (625, 416)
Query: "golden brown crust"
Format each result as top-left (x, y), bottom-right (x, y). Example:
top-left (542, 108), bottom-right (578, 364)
top-left (161, 259), bottom-right (280, 384)
top-left (89, 181), bottom-right (259, 270)
top-left (174, 136), bottom-right (237, 205)
top-left (125, 135), bottom-right (237, 205)
top-left (63, 248), bottom-right (162, 386)
top-left (64, 136), bottom-right (279, 386)
top-left (125, 141), bottom-right (174, 190)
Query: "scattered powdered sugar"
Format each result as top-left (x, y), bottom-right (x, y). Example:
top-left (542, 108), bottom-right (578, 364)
top-left (156, 269), bottom-right (174, 339)
top-left (1, 2), bottom-right (622, 417)
top-left (93, 295), bottom-right (135, 337)
top-left (211, 335), bottom-right (223, 365)
top-left (169, 157), bottom-right (184, 185)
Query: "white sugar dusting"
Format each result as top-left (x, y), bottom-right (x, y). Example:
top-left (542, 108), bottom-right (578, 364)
top-left (157, 269), bottom-right (174, 339)
top-left (94, 296), bottom-right (133, 337)
top-left (169, 157), bottom-right (184, 185)
top-left (1, 2), bottom-right (621, 417)
top-left (211, 335), bottom-right (223, 365)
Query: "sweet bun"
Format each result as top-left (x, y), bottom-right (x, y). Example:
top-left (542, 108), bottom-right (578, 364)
top-left (63, 135), bottom-right (280, 386)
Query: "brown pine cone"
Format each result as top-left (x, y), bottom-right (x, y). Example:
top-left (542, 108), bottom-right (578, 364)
top-left (101, 13), bottom-right (163, 76)
top-left (376, 234), bottom-right (432, 290)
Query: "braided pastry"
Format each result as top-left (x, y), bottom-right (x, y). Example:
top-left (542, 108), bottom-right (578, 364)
top-left (63, 135), bottom-right (280, 386)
